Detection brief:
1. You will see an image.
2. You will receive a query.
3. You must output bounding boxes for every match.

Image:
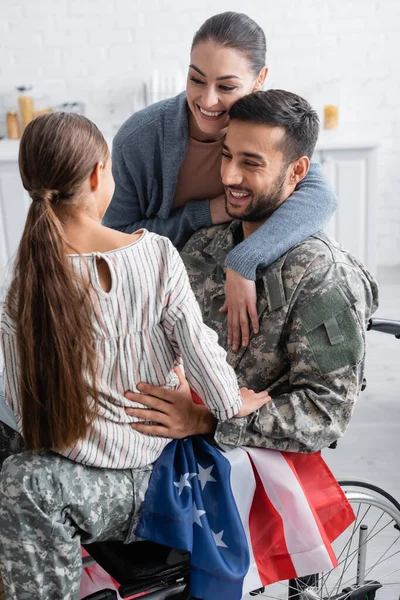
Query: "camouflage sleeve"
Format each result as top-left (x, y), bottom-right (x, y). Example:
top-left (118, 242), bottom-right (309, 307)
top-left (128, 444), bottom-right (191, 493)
top-left (163, 242), bottom-right (242, 421)
top-left (214, 257), bottom-right (377, 453)
top-left (180, 225), bottom-right (224, 310)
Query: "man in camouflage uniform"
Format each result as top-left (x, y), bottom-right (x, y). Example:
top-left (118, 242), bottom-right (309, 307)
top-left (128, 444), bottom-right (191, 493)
top-left (128, 90), bottom-right (378, 453)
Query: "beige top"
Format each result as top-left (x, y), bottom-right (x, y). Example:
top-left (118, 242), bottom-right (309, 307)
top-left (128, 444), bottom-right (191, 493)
top-left (173, 136), bottom-right (225, 208)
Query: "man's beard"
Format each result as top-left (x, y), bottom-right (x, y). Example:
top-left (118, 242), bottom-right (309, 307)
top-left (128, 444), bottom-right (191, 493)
top-left (224, 167), bottom-right (288, 223)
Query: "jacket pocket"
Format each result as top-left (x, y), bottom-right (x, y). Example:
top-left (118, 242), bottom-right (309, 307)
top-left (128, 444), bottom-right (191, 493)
top-left (297, 284), bottom-right (364, 375)
top-left (209, 295), bottom-right (226, 323)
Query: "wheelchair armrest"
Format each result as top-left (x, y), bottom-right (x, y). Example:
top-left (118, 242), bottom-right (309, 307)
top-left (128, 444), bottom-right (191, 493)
top-left (368, 318), bottom-right (400, 338)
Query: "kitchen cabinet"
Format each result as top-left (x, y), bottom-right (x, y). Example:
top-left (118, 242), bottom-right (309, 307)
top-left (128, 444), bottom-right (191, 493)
top-left (313, 137), bottom-right (378, 275)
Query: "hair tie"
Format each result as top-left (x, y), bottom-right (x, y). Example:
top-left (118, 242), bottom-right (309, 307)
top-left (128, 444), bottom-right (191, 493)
top-left (30, 189), bottom-right (60, 204)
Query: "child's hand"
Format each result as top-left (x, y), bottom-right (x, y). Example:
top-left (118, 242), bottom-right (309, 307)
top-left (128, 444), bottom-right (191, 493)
top-left (220, 269), bottom-right (259, 352)
top-left (235, 387), bottom-right (271, 418)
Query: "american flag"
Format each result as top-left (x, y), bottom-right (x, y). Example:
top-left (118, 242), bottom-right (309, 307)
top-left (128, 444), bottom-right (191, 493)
top-left (81, 437), bottom-right (354, 599)
top-left (134, 436), bottom-right (355, 600)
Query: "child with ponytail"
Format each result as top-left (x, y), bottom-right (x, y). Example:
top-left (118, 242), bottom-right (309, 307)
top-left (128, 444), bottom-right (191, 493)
top-left (0, 112), bottom-right (268, 599)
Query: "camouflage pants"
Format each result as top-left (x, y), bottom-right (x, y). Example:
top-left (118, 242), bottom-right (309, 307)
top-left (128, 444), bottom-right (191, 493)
top-left (0, 451), bottom-right (152, 600)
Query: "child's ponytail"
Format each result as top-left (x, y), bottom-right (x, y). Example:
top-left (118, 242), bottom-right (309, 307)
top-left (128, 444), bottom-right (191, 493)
top-left (6, 112), bottom-right (109, 451)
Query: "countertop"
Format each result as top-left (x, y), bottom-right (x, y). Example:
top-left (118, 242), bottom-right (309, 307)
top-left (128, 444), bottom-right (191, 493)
top-left (0, 136), bottom-right (113, 162)
top-left (0, 132), bottom-right (378, 162)
top-left (314, 131), bottom-right (378, 151)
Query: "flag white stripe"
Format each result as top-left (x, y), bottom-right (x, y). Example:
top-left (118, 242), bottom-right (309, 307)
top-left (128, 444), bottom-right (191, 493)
top-left (244, 448), bottom-right (334, 577)
top-left (223, 448), bottom-right (263, 596)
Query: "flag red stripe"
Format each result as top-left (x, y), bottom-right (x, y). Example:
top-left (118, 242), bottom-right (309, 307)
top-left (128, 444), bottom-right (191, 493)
top-left (283, 452), bottom-right (355, 548)
top-left (247, 453), bottom-right (298, 586)
top-left (283, 453), bottom-right (337, 567)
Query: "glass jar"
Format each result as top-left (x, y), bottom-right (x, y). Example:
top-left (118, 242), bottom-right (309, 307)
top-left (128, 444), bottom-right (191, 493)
top-left (6, 111), bottom-right (20, 139)
top-left (17, 85), bottom-right (34, 128)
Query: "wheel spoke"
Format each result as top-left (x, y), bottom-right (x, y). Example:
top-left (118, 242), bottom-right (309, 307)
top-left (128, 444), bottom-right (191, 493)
top-left (321, 513), bottom-right (395, 590)
top-left (314, 501), bottom-right (398, 599)
top-left (324, 503), bottom-right (371, 593)
top-left (334, 503), bottom-right (370, 563)
top-left (362, 534), bottom-right (400, 576)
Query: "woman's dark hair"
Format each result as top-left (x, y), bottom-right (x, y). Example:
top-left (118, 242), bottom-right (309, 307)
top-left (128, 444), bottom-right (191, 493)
top-left (229, 90), bottom-right (320, 162)
top-left (191, 12), bottom-right (266, 75)
top-left (6, 111), bottom-right (109, 452)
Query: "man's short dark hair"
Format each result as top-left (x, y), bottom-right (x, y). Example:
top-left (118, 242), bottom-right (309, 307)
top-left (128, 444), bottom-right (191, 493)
top-left (229, 90), bottom-right (320, 163)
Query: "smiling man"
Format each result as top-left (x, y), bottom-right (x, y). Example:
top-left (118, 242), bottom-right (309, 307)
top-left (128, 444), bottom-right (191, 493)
top-left (127, 90), bottom-right (379, 453)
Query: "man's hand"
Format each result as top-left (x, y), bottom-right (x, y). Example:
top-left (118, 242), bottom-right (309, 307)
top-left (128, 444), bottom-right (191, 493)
top-left (125, 366), bottom-right (216, 438)
top-left (236, 387), bottom-right (271, 418)
top-left (209, 195), bottom-right (233, 225)
top-left (220, 268), bottom-right (259, 351)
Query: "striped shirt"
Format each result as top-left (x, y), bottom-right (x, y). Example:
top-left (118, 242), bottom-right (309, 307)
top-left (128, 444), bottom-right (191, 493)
top-left (0, 230), bottom-right (242, 469)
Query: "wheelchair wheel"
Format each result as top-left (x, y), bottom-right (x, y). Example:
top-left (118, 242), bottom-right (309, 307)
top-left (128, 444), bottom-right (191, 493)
top-left (247, 480), bottom-right (400, 600)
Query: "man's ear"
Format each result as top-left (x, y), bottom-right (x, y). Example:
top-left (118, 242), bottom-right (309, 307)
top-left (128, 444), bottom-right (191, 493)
top-left (89, 162), bottom-right (104, 192)
top-left (289, 156), bottom-right (310, 185)
top-left (253, 66), bottom-right (268, 92)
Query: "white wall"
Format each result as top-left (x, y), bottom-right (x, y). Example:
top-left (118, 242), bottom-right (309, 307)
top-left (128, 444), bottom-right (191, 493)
top-left (1, 0), bottom-right (399, 266)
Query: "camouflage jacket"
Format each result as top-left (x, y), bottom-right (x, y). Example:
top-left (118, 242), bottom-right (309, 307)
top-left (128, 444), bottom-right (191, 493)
top-left (181, 222), bottom-right (379, 453)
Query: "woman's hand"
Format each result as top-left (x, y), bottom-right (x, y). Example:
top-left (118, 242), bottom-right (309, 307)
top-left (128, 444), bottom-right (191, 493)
top-left (125, 367), bottom-right (216, 438)
top-left (220, 268), bottom-right (259, 351)
top-left (235, 387), bottom-right (271, 418)
top-left (209, 195), bottom-right (233, 225)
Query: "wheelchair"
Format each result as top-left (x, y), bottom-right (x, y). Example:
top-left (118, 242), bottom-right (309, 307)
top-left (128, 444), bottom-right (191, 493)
top-left (82, 318), bottom-right (400, 600)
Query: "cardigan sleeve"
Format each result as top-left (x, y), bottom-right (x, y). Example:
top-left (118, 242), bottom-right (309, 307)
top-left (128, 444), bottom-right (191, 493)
top-left (103, 130), bottom-right (213, 246)
top-left (225, 163), bottom-right (337, 280)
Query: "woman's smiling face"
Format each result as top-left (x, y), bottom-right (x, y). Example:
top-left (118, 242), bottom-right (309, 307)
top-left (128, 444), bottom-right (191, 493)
top-left (186, 40), bottom-right (266, 141)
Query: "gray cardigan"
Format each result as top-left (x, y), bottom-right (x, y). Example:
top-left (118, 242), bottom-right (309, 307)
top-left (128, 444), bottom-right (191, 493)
top-left (104, 92), bottom-right (337, 280)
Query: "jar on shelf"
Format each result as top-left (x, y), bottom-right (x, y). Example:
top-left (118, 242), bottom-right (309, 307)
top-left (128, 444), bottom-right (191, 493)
top-left (6, 111), bottom-right (20, 139)
top-left (17, 85), bottom-right (34, 128)
top-left (322, 80), bottom-right (341, 131)
top-left (324, 105), bottom-right (339, 130)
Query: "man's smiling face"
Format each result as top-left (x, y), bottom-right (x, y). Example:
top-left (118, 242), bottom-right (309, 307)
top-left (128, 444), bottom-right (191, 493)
top-left (221, 119), bottom-right (293, 223)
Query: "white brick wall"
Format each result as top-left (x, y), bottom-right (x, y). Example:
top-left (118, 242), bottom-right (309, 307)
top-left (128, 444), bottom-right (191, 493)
top-left (0, 0), bottom-right (399, 266)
